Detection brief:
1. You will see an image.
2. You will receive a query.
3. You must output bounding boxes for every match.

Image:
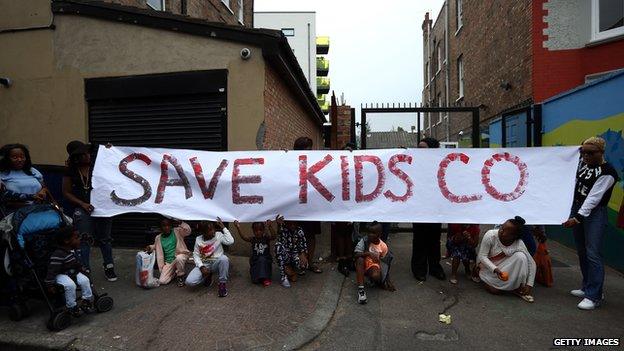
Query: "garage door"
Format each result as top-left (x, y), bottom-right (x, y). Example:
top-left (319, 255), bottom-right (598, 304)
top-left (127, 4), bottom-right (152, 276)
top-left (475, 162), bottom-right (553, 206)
top-left (86, 70), bottom-right (227, 247)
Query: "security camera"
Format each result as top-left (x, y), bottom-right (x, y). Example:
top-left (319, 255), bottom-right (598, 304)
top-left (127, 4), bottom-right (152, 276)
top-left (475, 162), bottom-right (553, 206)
top-left (458, 130), bottom-right (464, 136)
top-left (240, 48), bottom-right (252, 60)
top-left (0, 77), bottom-right (11, 87)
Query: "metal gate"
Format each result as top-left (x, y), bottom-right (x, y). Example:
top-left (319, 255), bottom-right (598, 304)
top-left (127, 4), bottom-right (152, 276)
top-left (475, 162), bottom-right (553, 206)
top-left (85, 70), bottom-right (227, 247)
top-left (486, 103), bottom-right (542, 148)
top-left (360, 104), bottom-right (481, 149)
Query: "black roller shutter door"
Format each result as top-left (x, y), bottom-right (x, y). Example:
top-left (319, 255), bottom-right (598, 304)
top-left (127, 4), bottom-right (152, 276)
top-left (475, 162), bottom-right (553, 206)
top-left (86, 70), bottom-right (227, 247)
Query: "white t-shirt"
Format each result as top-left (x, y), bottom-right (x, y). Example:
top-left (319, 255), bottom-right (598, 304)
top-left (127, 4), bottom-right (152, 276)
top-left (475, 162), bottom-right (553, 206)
top-left (192, 228), bottom-right (234, 267)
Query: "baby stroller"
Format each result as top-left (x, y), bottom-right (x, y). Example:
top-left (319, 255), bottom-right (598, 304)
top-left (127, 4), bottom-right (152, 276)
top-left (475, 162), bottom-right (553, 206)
top-left (0, 203), bottom-right (114, 331)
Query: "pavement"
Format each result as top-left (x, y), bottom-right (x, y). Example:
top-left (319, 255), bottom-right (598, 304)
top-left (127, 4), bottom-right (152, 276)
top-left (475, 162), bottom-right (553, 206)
top-left (2, 228), bottom-right (623, 351)
top-left (303, 230), bottom-right (624, 351)
top-left (0, 230), bottom-right (343, 351)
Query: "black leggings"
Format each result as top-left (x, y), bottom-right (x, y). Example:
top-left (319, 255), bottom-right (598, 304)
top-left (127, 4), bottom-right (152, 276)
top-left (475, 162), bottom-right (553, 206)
top-left (411, 223), bottom-right (443, 277)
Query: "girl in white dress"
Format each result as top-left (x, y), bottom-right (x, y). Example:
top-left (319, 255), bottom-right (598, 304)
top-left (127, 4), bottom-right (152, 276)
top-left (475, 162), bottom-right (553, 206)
top-left (477, 216), bottom-right (536, 302)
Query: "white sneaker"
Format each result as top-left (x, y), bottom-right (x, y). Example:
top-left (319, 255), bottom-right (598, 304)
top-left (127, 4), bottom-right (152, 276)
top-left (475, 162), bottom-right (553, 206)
top-left (281, 278), bottom-right (291, 288)
top-left (357, 289), bottom-right (367, 304)
top-left (577, 298), bottom-right (600, 310)
top-left (570, 289), bottom-right (585, 298)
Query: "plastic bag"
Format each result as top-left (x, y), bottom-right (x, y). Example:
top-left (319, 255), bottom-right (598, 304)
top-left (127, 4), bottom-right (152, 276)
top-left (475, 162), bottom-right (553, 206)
top-left (135, 251), bottom-right (160, 288)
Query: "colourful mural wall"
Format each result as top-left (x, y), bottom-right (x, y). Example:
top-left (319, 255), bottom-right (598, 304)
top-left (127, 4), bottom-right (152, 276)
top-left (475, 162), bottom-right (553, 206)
top-left (541, 71), bottom-right (624, 272)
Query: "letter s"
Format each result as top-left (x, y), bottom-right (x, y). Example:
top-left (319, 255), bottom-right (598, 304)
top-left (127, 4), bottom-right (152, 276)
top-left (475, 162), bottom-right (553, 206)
top-left (111, 153), bottom-right (153, 206)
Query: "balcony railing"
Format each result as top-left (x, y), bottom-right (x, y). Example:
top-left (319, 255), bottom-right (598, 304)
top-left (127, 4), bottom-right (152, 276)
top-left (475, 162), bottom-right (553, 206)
top-left (316, 36), bottom-right (330, 54)
top-left (317, 94), bottom-right (327, 106)
top-left (316, 57), bottom-right (329, 76)
top-left (316, 77), bottom-right (330, 94)
top-left (319, 100), bottom-right (329, 114)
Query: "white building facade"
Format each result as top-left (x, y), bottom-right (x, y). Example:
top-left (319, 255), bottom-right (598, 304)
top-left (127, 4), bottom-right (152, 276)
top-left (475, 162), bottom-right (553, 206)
top-left (254, 12), bottom-right (317, 93)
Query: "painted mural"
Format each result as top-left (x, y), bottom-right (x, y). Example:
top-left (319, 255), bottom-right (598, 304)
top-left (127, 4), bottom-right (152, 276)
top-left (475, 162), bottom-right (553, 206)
top-left (541, 71), bottom-right (624, 272)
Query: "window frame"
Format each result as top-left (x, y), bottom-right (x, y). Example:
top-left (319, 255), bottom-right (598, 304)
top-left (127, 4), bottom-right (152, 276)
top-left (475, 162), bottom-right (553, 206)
top-left (456, 0), bottom-right (463, 34)
top-left (221, 0), bottom-right (234, 15)
top-left (437, 95), bottom-right (443, 124)
top-left (437, 43), bottom-right (442, 74)
top-left (591, 0), bottom-right (624, 42)
top-left (457, 55), bottom-right (464, 100)
top-left (147, 0), bottom-right (165, 11)
top-left (237, 0), bottom-right (244, 24)
top-left (282, 28), bottom-right (295, 37)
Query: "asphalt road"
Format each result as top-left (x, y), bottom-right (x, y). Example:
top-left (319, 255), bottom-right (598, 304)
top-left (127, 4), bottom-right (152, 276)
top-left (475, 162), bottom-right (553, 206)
top-left (304, 231), bottom-right (624, 351)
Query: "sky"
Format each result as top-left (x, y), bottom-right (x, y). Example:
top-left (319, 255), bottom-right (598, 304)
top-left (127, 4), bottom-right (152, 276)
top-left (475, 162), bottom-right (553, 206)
top-left (254, 0), bottom-right (446, 132)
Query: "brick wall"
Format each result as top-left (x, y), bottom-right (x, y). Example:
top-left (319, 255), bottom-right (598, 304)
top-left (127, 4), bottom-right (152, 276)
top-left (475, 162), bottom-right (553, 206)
top-left (457, 0), bottom-right (532, 128)
top-left (104, 0), bottom-right (254, 27)
top-left (263, 64), bottom-right (322, 150)
top-left (335, 105), bottom-right (353, 149)
top-left (329, 104), bottom-right (352, 149)
top-left (532, 0), bottom-right (624, 102)
top-left (423, 0), bottom-right (532, 142)
top-left (422, 5), bottom-right (449, 141)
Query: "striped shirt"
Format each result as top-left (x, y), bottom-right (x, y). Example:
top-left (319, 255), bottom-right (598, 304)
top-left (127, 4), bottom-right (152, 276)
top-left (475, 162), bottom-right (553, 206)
top-left (45, 247), bottom-right (85, 284)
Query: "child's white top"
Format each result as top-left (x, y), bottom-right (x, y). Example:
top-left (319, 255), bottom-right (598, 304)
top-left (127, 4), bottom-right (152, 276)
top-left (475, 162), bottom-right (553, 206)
top-left (193, 228), bottom-right (234, 267)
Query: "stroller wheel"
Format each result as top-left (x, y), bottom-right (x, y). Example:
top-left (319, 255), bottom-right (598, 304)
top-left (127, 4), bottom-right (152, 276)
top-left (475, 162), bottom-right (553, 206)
top-left (9, 303), bottom-right (28, 321)
top-left (95, 295), bottom-right (114, 313)
top-left (47, 311), bottom-right (71, 331)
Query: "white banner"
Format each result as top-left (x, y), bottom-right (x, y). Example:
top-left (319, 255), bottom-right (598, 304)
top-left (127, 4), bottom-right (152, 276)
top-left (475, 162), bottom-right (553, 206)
top-left (91, 145), bottom-right (579, 224)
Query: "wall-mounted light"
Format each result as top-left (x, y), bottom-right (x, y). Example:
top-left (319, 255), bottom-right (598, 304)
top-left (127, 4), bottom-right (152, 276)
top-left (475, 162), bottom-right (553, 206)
top-left (0, 77), bottom-right (11, 88)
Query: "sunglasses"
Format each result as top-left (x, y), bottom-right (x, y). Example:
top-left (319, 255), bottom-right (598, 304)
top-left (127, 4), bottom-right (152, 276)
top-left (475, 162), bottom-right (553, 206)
top-left (579, 149), bottom-right (601, 156)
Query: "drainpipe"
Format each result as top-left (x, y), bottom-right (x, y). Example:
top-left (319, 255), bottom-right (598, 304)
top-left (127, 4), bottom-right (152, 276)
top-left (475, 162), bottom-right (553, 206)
top-left (307, 22), bottom-right (311, 85)
top-left (427, 15), bottom-right (433, 133)
top-left (444, 0), bottom-right (450, 142)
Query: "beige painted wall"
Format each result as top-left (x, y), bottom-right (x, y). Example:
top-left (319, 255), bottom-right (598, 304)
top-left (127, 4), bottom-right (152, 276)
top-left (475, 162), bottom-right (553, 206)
top-left (1, 14), bottom-right (265, 165)
top-left (0, 0), bottom-right (51, 30)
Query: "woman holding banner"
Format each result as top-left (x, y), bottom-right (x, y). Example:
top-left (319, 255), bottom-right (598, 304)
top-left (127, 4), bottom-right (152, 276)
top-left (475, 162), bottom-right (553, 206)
top-left (63, 141), bottom-right (117, 282)
top-left (563, 137), bottom-right (619, 310)
top-left (411, 138), bottom-right (446, 281)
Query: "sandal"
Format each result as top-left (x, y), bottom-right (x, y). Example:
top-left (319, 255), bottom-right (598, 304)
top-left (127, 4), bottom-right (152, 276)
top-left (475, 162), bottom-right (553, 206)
top-left (514, 291), bottom-right (534, 303)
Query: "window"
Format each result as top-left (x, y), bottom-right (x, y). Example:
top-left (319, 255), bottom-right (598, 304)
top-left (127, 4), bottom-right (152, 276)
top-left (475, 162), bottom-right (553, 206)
top-left (456, 0), bottom-right (463, 31)
top-left (592, 0), bottom-right (624, 41)
top-left (425, 61), bottom-right (429, 82)
top-left (437, 43), bottom-right (442, 73)
top-left (237, 0), bottom-right (244, 24)
top-left (457, 55), bottom-right (464, 99)
top-left (438, 94), bottom-right (443, 123)
top-left (282, 28), bottom-right (295, 37)
top-left (147, 0), bottom-right (164, 11)
top-left (221, 0), bottom-right (232, 12)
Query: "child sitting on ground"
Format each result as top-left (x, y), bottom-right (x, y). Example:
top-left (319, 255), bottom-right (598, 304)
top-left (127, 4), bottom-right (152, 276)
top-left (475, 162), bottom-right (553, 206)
top-left (275, 216), bottom-right (308, 288)
top-left (185, 218), bottom-right (234, 297)
top-left (532, 225), bottom-right (553, 287)
top-left (354, 221), bottom-right (395, 305)
top-left (45, 226), bottom-right (94, 317)
top-left (233, 217), bottom-right (277, 287)
top-left (146, 217), bottom-right (192, 287)
top-left (447, 224), bottom-right (480, 285)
